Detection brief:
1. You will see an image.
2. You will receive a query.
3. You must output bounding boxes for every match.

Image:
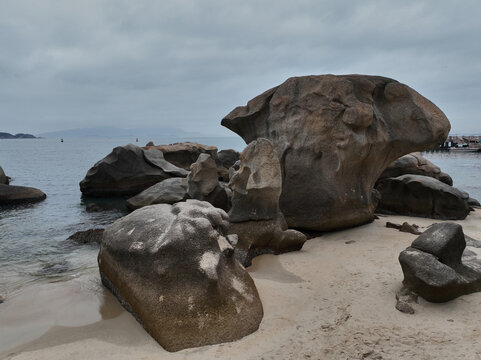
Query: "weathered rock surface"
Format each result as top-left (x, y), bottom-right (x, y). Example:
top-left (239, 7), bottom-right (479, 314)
top-left (378, 152), bottom-right (453, 186)
top-left (98, 200), bottom-right (263, 352)
top-left (222, 74), bottom-right (450, 231)
top-left (80, 144), bottom-right (188, 197)
top-left (66, 229), bottom-right (104, 245)
top-left (228, 139), bottom-right (306, 266)
top-left (144, 142), bottom-right (219, 170)
top-left (376, 174), bottom-right (470, 220)
top-left (399, 222), bottom-right (481, 302)
top-left (0, 184), bottom-right (46, 205)
top-left (126, 178), bottom-right (188, 210)
top-left (187, 154), bottom-right (229, 211)
top-left (0, 166), bottom-right (9, 184)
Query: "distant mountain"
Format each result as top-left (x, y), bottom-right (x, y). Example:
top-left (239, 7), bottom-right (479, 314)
top-left (37, 126), bottom-right (205, 138)
top-left (0, 132), bottom-right (37, 139)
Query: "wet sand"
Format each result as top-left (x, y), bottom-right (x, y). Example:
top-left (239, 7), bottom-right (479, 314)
top-left (2, 210), bottom-right (481, 359)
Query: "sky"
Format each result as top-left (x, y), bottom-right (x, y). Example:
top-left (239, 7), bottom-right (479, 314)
top-left (1, 0), bottom-right (480, 136)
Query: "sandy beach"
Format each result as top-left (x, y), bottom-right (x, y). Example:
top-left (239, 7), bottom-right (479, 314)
top-left (2, 210), bottom-right (481, 360)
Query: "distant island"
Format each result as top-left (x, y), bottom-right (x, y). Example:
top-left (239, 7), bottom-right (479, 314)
top-left (0, 132), bottom-right (37, 139)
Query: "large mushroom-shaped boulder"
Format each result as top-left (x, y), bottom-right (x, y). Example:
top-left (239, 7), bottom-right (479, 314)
top-left (0, 184), bottom-right (46, 205)
top-left (376, 174), bottom-right (470, 220)
top-left (378, 152), bottom-right (453, 185)
top-left (228, 138), bottom-right (306, 266)
top-left (80, 144), bottom-right (188, 197)
top-left (399, 222), bottom-right (481, 302)
top-left (222, 75), bottom-right (450, 231)
top-left (98, 200), bottom-right (263, 352)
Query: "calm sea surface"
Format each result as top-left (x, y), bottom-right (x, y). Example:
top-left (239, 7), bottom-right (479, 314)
top-left (0, 136), bottom-right (245, 296)
top-left (0, 139), bottom-right (480, 296)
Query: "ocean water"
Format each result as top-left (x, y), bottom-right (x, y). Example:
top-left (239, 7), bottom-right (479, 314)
top-left (0, 136), bottom-right (245, 296)
top-left (0, 139), bottom-right (479, 297)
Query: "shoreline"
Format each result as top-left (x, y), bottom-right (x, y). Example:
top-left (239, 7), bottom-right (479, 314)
top-left (2, 210), bottom-right (481, 359)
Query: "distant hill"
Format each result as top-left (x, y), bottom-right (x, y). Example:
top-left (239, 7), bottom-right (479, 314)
top-left (37, 126), bottom-right (205, 138)
top-left (0, 132), bottom-right (37, 139)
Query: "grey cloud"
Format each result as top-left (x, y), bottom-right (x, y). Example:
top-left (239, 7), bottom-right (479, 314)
top-left (0, 0), bottom-right (480, 135)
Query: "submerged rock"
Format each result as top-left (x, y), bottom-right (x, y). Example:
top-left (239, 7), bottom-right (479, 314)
top-left (222, 74), bottom-right (450, 231)
top-left (399, 222), bottom-right (481, 302)
top-left (228, 139), bottom-right (306, 266)
top-left (79, 144), bottom-right (188, 197)
top-left (376, 174), bottom-right (470, 220)
top-left (378, 152), bottom-right (453, 186)
top-left (0, 184), bottom-right (46, 205)
top-left (99, 200), bottom-right (263, 352)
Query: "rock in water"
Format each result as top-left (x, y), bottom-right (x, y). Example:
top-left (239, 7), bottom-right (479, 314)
top-left (228, 139), bottom-right (306, 266)
top-left (98, 200), bottom-right (263, 351)
top-left (0, 166), bottom-right (9, 185)
top-left (79, 144), bottom-right (188, 197)
top-left (376, 174), bottom-right (470, 220)
top-left (126, 177), bottom-right (189, 210)
top-left (378, 152), bottom-right (453, 186)
top-left (0, 184), bottom-right (46, 205)
top-left (66, 229), bottom-right (104, 245)
top-left (399, 222), bottom-right (481, 302)
top-left (222, 75), bottom-right (450, 231)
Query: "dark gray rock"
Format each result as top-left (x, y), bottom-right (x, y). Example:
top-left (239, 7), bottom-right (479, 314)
top-left (126, 178), bottom-right (189, 210)
top-left (227, 139), bottom-right (306, 266)
top-left (399, 222), bottom-right (481, 302)
top-left (218, 149), bottom-right (240, 169)
top-left (386, 221), bottom-right (421, 235)
top-left (0, 166), bottom-right (9, 185)
top-left (79, 144), bottom-right (187, 197)
top-left (411, 222), bottom-right (465, 267)
top-left (468, 197), bottom-right (481, 207)
top-left (0, 184), bottom-right (46, 205)
top-left (98, 200), bottom-right (263, 352)
top-left (376, 175), bottom-right (470, 220)
top-left (66, 229), bottom-right (104, 245)
top-left (222, 75), bottom-right (450, 231)
top-left (378, 152), bottom-right (453, 186)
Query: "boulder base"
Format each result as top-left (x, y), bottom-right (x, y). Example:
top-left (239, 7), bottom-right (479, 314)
top-left (222, 74), bottom-right (451, 231)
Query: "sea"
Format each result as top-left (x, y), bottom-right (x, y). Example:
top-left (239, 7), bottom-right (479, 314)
top-left (0, 138), bottom-right (480, 298)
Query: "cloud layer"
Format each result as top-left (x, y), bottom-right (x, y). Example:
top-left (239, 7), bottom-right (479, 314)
top-left (1, 0), bottom-right (480, 135)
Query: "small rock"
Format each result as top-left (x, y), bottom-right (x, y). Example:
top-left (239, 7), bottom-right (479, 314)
top-left (0, 295), bottom-right (4, 304)
top-left (145, 141), bottom-right (155, 147)
top-left (345, 240), bottom-right (356, 244)
top-left (66, 229), bottom-right (104, 245)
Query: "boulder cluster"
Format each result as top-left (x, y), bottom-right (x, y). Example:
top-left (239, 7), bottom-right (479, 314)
top-left (80, 74), bottom-right (481, 351)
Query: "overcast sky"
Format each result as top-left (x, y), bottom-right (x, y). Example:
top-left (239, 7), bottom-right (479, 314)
top-left (1, 0), bottom-right (480, 136)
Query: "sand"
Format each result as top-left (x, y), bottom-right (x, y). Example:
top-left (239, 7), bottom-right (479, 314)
top-left (2, 210), bottom-right (481, 360)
